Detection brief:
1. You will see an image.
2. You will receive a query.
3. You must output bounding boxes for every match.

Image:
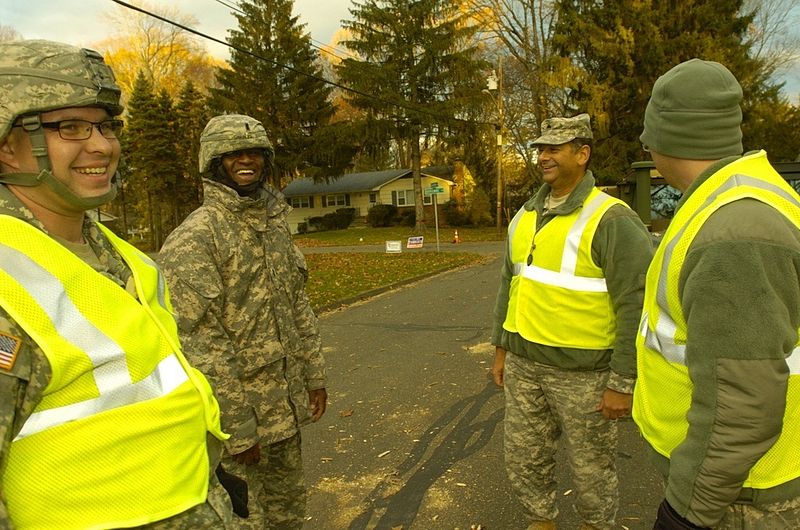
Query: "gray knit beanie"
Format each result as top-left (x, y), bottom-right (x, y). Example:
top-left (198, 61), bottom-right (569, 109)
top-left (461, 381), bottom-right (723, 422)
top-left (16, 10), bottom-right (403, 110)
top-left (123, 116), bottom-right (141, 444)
top-left (640, 58), bottom-right (743, 160)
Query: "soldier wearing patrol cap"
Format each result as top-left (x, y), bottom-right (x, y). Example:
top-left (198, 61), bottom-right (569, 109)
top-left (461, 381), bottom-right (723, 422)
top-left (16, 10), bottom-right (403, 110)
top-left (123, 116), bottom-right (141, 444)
top-left (159, 114), bottom-right (327, 529)
top-left (491, 113), bottom-right (653, 529)
top-left (0, 40), bottom-right (236, 529)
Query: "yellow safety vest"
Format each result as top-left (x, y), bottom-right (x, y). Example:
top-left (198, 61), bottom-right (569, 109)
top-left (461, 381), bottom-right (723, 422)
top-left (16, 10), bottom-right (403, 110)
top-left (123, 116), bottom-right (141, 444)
top-left (633, 151), bottom-right (800, 489)
top-left (0, 216), bottom-right (227, 530)
top-left (503, 187), bottom-right (626, 349)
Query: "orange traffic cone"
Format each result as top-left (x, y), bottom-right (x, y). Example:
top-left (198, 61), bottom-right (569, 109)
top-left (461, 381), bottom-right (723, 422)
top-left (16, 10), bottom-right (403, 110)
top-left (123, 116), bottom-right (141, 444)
top-left (452, 230), bottom-right (461, 244)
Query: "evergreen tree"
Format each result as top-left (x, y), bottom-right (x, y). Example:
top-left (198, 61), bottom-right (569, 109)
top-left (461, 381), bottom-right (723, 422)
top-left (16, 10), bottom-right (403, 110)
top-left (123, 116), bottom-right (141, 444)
top-left (174, 81), bottom-right (209, 214)
top-left (118, 71), bottom-right (179, 250)
top-left (153, 88), bottom-right (181, 247)
top-left (338, 0), bottom-right (486, 230)
top-left (118, 71), bottom-right (157, 245)
top-left (209, 0), bottom-right (350, 184)
top-left (550, 0), bottom-right (770, 179)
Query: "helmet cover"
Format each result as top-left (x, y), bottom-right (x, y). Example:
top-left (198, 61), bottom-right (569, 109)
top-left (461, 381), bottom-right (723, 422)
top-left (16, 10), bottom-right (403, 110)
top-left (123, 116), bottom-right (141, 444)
top-left (199, 114), bottom-right (274, 173)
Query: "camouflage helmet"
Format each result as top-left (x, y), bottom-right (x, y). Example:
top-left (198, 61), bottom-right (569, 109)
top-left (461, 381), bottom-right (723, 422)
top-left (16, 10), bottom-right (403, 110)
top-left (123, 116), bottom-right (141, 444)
top-left (0, 39), bottom-right (122, 142)
top-left (199, 114), bottom-right (274, 173)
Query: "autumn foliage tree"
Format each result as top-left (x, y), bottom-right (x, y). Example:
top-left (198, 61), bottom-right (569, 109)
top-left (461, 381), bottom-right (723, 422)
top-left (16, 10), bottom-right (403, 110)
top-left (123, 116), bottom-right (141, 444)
top-left (98, 1), bottom-right (219, 99)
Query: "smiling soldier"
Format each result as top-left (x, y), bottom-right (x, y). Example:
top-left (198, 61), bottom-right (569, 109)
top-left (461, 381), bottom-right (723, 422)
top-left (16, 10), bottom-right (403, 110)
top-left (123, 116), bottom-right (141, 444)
top-left (159, 114), bottom-right (327, 530)
top-left (0, 40), bottom-right (235, 529)
top-left (491, 114), bottom-right (654, 530)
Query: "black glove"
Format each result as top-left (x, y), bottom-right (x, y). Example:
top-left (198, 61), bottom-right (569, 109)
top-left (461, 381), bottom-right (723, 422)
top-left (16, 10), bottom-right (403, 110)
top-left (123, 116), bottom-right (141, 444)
top-left (215, 464), bottom-right (249, 518)
top-left (653, 500), bottom-right (709, 530)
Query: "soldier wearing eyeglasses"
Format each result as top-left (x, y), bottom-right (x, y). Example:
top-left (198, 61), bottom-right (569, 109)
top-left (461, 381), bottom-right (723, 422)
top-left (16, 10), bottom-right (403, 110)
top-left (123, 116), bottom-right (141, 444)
top-left (0, 39), bottom-right (238, 529)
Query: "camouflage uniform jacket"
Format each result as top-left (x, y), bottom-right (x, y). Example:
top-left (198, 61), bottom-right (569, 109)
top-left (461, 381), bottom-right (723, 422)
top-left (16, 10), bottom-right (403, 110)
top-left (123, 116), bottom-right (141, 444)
top-left (0, 184), bottom-right (230, 529)
top-left (159, 179), bottom-right (325, 454)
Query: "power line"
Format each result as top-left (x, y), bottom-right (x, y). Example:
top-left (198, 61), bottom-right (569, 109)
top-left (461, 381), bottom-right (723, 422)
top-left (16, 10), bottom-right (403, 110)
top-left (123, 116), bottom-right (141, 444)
top-left (108, 0), bottom-right (485, 127)
top-left (211, 0), bottom-right (359, 61)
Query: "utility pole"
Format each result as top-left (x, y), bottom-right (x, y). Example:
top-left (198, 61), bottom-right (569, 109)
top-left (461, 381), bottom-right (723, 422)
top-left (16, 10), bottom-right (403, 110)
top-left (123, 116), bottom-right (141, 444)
top-left (495, 57), bottom-right (504, 233)
top-left (485, 59), bottom-right (505, 233)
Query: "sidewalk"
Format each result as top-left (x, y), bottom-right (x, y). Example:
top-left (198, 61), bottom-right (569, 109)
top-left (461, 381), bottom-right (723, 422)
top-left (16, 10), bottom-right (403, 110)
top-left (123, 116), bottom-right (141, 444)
top-left (299, 240), bottom-right (506, 256)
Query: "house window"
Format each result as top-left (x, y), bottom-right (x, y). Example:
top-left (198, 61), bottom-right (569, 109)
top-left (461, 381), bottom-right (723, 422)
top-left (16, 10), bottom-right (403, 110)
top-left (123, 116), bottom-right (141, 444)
top-left (423, 194), bottom-right (432, 205)
top-left (396, 189), bottom-right (414, 206)
top-left (290, 196), bottom-right (311, 208)
top-left (369, 192), bottom-right (378, 205)
top-left (325, 194), bottom-right (348, 207)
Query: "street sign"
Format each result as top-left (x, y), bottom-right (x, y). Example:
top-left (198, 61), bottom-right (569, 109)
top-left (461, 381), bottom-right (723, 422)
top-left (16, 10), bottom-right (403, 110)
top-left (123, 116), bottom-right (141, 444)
top-left (424, 186), bottom-right (444, 195)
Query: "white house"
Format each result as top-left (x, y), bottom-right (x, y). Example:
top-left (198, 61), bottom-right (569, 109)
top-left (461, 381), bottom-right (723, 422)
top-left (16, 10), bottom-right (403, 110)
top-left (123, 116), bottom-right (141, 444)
top-left (281, 167), bottom-right (455, 233)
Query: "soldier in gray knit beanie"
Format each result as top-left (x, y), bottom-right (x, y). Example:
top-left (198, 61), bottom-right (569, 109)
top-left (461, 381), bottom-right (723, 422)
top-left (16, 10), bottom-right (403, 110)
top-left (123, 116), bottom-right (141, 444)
top-left (640, 58), bottom-right (743, 160)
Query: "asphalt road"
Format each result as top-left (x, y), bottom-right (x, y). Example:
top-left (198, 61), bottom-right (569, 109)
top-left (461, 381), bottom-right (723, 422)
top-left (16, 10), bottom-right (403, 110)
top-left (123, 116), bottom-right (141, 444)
top-left (301, 248), bottom-right (661, 530)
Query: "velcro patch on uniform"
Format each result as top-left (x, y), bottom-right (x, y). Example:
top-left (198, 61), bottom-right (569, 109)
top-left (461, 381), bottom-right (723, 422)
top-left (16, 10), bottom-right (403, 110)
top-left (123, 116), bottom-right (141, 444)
top-left (0, 332), bottom-right (22, 371)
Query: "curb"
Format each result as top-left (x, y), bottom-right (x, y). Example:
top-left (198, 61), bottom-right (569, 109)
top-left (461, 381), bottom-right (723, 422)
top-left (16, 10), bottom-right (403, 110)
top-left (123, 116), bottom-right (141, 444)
top-left (313, 256), bottom-right (497, 315)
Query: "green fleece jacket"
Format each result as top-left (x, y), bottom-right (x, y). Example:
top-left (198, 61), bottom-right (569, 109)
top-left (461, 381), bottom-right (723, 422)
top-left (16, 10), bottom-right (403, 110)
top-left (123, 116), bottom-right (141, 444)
top-left (491, 171), bottom-right (654, 393)
top-left (647, 155), bottom-right (800, 528)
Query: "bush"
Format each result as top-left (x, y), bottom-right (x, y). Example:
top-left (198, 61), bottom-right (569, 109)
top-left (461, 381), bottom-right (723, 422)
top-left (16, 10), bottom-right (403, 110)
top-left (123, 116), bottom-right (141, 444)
top-left (468, 188), bottom-right (494, 227)
top-left (297, 222), bottom-right (308, 234)
top-left (334, 207), bottom-right (356, 228)
top-left (400, 209), bottom-right (415, 227)
top-left (308, 216), bottom-right (325, 231)
top-left (442, 199), bottom-right (469, 226)
top-left (367, 204), bottom-right (398, 227)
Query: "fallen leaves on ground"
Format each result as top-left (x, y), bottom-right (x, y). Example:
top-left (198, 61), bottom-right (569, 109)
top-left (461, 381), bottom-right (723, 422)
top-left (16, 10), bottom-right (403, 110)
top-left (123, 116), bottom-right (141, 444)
top-left (305, 252), bottom-right (487, 309)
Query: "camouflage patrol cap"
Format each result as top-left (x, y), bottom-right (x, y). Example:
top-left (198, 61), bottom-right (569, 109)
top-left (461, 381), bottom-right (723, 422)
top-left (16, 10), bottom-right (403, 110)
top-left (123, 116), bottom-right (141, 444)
top-left (199, 114), bottom-right (274, 173)
top-left (532, 113), bottom-right (593, 145)
top-left (0, 39), bottom-right (122, 141)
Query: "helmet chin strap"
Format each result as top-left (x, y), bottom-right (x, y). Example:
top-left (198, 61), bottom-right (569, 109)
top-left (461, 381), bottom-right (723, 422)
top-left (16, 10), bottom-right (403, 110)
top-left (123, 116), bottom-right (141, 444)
top-left (0, 116), bottom-right (117, 211)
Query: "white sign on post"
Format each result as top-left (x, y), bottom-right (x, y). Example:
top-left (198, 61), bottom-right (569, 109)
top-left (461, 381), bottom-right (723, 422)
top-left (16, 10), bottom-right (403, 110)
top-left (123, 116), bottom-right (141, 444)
top-left (385, 240), bottom-right (402, 253)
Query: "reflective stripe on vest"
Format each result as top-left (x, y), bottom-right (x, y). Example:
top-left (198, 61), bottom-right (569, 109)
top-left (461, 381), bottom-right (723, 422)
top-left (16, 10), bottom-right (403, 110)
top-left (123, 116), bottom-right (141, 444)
top-left (634, 150), bottom-right (800, 489)
top-left (0, 216), bottom-right (223, 529)
top-left (640, 169), bottom-right (800, 372)
top-left (509, 189), bottom-right (610, 292)
top-left (502, 188), bottom-right (624, 349)
top-left (0, 242), bottom-right (189, 440)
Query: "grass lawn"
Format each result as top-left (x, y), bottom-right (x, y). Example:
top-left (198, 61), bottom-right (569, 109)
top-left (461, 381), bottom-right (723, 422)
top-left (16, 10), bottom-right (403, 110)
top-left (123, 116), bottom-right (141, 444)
top-left (294, 225), bottom-right (505, 247)
top-left (304, 251), bottom-right (491, 310)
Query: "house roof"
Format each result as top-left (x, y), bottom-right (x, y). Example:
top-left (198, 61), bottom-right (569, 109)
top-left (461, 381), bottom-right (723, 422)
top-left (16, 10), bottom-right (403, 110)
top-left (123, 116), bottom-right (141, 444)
top-left (282, 167), bottom-right (454, 197)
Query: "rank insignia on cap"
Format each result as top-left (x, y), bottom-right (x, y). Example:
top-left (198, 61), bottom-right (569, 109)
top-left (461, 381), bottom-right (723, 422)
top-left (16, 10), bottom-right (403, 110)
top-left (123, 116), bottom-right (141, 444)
top-left (0, 332), bottom-right (22, 371)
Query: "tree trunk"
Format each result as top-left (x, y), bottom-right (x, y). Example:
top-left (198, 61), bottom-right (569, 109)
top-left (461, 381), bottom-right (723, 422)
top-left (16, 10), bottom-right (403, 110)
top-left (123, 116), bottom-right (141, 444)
top-left (411, 130), bottom-right (425, 232)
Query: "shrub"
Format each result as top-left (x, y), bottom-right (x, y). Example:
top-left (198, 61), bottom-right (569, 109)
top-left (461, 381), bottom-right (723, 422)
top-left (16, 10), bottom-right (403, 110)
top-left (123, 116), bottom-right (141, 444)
top-left (400, 209), bottom-right (415, 227)
top-left (442, 199), bottom-right (469, 226)
top-left (367, 204), bottom-right (398, 227)
top-left (334, 207), bottom-right (357, 228)
top-left (468, 188), bottom-right (494, 227)
top-left (308, 216), bottom-right (325, 231)
top-left (297, 222), bottom-right (308, 234)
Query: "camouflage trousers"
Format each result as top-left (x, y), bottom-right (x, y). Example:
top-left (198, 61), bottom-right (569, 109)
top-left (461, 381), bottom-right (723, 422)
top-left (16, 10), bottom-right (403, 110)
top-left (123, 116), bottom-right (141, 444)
top-left (503, 353), bottom-right (618, 530)
top-left (223, 433), bottom-right (306, 530)
top-left (715, 497), bottom-right (800, 529)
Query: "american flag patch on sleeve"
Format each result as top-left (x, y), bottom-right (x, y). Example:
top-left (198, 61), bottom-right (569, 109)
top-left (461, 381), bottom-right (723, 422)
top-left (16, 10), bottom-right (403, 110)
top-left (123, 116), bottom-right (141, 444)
top-left (0, 332), bottom-right (22, 371)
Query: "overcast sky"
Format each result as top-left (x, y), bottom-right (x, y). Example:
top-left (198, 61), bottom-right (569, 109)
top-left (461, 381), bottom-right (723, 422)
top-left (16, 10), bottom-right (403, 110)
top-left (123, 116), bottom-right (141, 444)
top-left (1, 0), bottom-right (353, 59)
top-left (2, 0), bottom-right (798, 100)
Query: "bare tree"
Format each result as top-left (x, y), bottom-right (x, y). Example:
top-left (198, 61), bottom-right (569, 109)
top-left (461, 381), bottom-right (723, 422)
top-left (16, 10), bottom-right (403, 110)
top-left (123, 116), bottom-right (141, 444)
top-left (0, 24), bottom-right (23, 42)
top-left (743, 0), bottom-right (800, 77)
top-left (94, 1), bottom-right (217, 98)
top-left (464, 0), bottom-right (566, 181)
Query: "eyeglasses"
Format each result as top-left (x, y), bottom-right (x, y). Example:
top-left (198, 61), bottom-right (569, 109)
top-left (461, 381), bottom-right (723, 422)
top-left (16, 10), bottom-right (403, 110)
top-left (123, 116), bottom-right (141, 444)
top-left (16, 119), bottom-right (125, 141)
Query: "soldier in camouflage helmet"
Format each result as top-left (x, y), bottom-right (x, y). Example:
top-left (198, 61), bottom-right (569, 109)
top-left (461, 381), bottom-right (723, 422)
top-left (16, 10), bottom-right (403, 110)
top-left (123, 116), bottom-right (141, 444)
top-left (491, 113), bottom-right (654, 529)
top-left (0, 40), bottom-right (237, 529)
top-left (159, 114), bottom-right (328, 529)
